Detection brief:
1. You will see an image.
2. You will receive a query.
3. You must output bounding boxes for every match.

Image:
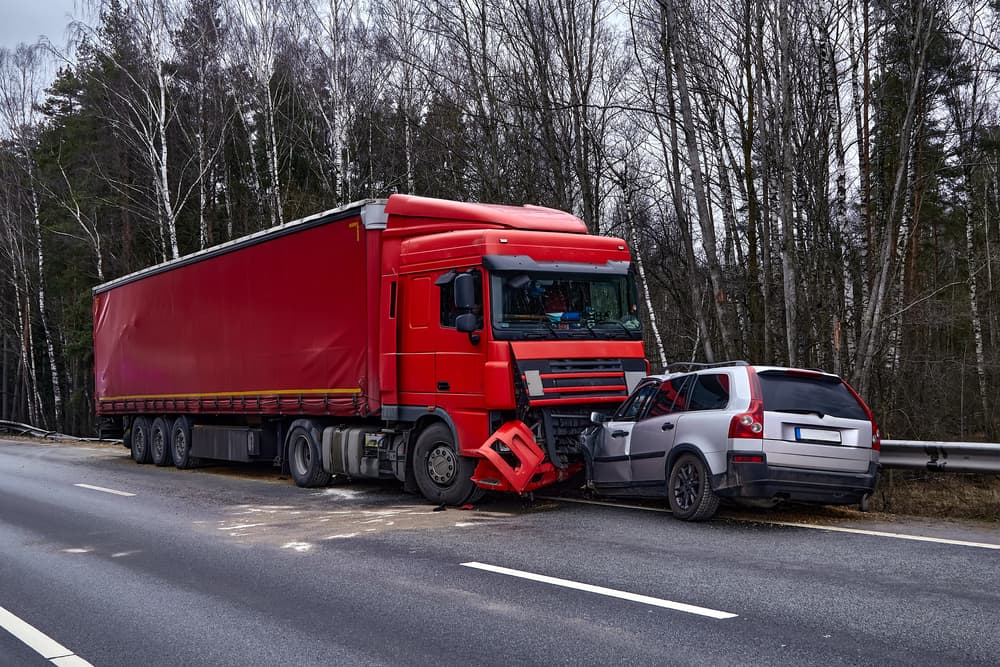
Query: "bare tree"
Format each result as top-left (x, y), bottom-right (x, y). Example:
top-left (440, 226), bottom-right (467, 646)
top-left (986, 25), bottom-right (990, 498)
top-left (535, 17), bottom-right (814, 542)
top-left (0, 45), bottom-right (64, 427)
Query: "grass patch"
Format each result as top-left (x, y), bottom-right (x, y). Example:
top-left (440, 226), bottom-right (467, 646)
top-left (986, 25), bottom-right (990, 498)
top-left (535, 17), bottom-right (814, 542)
top-left (871, 470), bottom-right (1000, 521)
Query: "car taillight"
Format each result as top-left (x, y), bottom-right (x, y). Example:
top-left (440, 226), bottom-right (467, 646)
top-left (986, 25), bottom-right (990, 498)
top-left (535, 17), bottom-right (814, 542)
top-left (729, 398), bottom-right (764, 439)
top-left (843, 380), bottom-right (881, 451)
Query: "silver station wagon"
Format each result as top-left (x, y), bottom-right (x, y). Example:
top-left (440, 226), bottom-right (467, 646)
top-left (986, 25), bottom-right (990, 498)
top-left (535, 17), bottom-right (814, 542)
top-left (581, 362), bottom-right (881, 521)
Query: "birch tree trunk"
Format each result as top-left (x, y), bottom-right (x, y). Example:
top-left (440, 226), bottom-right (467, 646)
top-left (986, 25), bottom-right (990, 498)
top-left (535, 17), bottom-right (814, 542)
top-left (853, 0), bottom-right (933, 398)
top-left (778, 0), bottom-right (798, 367)
top-left (662, 0), bottom-right (734, 360)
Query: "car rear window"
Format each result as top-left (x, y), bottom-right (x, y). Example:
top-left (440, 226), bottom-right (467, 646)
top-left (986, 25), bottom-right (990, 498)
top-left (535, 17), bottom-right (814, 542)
top-left (756, 371), bottom-right (868, 420)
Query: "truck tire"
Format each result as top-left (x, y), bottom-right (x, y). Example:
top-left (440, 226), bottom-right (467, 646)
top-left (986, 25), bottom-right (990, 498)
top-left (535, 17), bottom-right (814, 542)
top-left (667, 453), bottom-right (719, 521)
top-left (412, 423), bottom-right (480, 505)
top-left (171, 416), bottom-right (200, 469)
top-left (150, 417), bottom-right (173, 467)
top-left (287, 421), bottom-right (331, 488)
top-left (131, 416), bottom-right (152, 464)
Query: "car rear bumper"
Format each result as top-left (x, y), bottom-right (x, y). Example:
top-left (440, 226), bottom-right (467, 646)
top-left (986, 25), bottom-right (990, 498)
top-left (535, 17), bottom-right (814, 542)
top-left (713, 457), bottom-right (878, 504)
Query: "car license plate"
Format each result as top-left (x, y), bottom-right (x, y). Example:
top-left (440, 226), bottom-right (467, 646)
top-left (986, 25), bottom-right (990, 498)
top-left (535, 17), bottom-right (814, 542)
top-left (795, 427), bottom-right (841, 444)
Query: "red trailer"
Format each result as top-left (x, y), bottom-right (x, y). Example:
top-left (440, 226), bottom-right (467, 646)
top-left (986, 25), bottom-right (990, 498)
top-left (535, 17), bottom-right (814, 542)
top-left (94, 195), bottom-right (647, 503)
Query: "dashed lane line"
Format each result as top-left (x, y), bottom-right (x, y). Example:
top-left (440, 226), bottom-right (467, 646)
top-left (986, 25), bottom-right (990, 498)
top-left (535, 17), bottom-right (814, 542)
top-left (540, 495), bottom-right (1000, 550)
top-left (461, 562), bottom-right (738, 619)
top-left (0, 605), bottom-right (94, 666)
top-left (73, 483), bottom-right (135, 497)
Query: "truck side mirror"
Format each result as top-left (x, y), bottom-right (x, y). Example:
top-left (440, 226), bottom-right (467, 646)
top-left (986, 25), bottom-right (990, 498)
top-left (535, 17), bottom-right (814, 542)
top-left (456, 312), bottom-right (477, 333)
top-left (454, 273), bottom-right (475, 310)
top-left (456, 312), bottom-right (480, 345)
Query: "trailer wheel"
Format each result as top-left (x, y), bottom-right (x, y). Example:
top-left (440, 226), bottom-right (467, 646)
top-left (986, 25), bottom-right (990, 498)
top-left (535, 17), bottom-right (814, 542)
top-left (150, 417), bottom-right (173, 467)
top-left (412, 423), bottom-right (480, 505)
top-left (171, 416), bottom-right (200, 469)
top-left (131, 416), bottom-right (152, 464)
top-left (287, 421), bottom-right (331, 488)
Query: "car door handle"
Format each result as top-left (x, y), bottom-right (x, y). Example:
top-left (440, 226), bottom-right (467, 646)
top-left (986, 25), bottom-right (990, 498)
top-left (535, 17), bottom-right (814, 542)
top-left (611, 430), bottom-right (628, 438)
top-left (661, 422), bottom-right (675, 431)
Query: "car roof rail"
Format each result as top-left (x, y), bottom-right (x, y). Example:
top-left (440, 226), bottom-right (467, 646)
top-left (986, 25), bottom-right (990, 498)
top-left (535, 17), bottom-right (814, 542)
top-left (665, 360), bottom-right (750, 372)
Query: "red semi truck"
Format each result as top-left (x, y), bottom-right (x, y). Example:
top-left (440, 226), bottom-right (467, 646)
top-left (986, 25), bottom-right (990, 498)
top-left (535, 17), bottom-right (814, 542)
top-left (94, 195), bottom-right (648, 503)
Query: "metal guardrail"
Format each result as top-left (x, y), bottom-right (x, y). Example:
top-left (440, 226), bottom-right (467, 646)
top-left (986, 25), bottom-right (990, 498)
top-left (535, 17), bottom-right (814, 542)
top-left (0, 419), bottom-right (119, 443)
top-left (880, 439), bottom-right (1000, 473)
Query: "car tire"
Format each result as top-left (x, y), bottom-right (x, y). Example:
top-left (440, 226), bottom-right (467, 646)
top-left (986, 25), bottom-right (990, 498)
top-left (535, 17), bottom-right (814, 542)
top-left (412, 423), bottom-right (481, 505)
top-left (131, 416), bottom-right (152, 464)
top-left (171, 416), bottom-right (200, 469)
top-left (667, 453), bottom-right (719, 521)
top-left (287, 420), bottom-right (331, 488)
top-left (150, 417), bottom-right (173, 467)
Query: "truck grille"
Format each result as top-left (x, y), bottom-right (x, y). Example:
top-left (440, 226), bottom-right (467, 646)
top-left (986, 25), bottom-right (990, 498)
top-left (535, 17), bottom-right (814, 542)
top-left (515, 357), bottom-right (646, 406)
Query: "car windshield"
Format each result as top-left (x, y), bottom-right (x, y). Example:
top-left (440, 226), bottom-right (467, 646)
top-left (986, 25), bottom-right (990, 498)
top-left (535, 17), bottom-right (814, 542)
top-left (757, 371), bottom-right (868, 421)
top-left (490, 271), bottom-right (641, 340)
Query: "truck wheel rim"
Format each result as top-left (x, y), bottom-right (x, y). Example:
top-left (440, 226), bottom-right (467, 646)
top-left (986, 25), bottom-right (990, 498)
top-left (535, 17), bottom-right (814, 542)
top-left (293, 435), bottom-right (311, 474)
top-left (427, 445), bottom-right (457, 486)
top-left (173, 430), bottom-right (185, 460)
top-left (152, 429), bottom-right (163, 458)
top-left (673, 462), bottom-right (698, 510)
top-left (135, 430), bottom-right (146, 455)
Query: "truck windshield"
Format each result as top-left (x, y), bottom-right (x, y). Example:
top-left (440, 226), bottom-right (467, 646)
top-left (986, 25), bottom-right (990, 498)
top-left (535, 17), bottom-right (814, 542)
top-left (490, 272), bottom-right (642, 340)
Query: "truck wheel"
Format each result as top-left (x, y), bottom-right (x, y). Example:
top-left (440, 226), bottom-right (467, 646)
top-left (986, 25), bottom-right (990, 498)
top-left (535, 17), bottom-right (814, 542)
top-left (412, 423), bottom-right (480, 505)
top-left (287, 421), bottom-right (331, 488)
top-left (667, 453), bottom-right (719, 521)
top-left (171, 416), bottom-right (200, 469)
top-left (131, 416), bottom-right (152, 464)
top-left (150, 417), bottom-right (173, 467)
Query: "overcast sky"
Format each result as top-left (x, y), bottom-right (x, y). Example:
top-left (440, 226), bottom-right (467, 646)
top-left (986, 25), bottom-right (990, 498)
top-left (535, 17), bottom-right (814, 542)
top-left (0, 1), bottom-right (80, 52)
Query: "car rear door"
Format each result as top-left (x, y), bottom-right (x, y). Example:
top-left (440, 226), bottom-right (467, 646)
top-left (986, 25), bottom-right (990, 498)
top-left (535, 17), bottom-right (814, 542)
top-left (628, 375), bottom-right (693, 485)
top-left (757, 370), bottom-right (874, 473)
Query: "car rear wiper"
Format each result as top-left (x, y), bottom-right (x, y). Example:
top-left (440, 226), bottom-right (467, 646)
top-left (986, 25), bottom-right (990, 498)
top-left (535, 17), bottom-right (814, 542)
top-left (771, 408), bottom-right (826, 418)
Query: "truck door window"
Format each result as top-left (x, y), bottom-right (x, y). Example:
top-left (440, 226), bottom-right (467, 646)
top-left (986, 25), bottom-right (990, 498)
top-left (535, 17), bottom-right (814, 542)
top-left (439, 269), bottom-right (483, 328)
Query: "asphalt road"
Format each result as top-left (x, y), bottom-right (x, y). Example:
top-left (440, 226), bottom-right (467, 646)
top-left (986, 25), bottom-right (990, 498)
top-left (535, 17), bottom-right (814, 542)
top-left (1, 437), bottom-right (999, 666)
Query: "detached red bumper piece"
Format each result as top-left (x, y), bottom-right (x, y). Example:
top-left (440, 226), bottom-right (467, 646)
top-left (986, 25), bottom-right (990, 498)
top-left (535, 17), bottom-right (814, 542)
top-left (471, 420), bottom-right (576, 493)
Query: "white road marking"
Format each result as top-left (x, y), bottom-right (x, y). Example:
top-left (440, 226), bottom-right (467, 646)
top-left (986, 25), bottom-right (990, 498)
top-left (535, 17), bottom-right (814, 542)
top-left (542, 496), bottom-right (1000, 551)
top-left (765, 521), bottom-right (1000, 550)
top-left (217, 523), bottom-right (265, 531)
top-left (73, 483), bottom-right (135, 497)
top-left (461, 562), bottom-right (737, 619)
top-left (0, 605), bottom-right (94, 666)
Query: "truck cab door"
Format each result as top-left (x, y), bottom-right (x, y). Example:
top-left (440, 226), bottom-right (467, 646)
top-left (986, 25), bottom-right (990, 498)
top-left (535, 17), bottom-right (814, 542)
top-left (434, 269), bottom-right (486, 397)
top-left (589, 381), bottom-right (660, 486)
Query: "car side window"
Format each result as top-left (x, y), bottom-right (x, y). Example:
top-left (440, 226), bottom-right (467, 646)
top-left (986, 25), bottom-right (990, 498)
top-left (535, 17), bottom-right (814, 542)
top-left (614, 382), bottom-right (660, 421)
top-left (647, 376), bottom-right (693, 418)
top-left (687, 373), bottom-right (730, 411)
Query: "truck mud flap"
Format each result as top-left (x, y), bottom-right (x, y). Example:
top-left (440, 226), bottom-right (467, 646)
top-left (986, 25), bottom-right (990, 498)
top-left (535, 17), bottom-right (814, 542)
top-left (471, 420), bottom-right (568, 493)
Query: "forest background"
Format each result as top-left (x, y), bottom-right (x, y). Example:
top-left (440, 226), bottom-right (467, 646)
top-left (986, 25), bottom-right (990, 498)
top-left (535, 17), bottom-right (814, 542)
top-left (0, 0), bottom-right (998, 441)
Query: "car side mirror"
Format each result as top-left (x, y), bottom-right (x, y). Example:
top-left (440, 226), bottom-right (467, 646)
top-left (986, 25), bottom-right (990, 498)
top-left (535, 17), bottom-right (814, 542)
top-left (590, 411), bottom-right (608, 425)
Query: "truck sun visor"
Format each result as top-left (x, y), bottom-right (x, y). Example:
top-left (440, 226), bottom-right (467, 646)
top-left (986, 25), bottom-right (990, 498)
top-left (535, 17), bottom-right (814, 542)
top-left (482, 255), bottom-right (630, 275)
